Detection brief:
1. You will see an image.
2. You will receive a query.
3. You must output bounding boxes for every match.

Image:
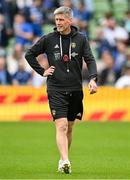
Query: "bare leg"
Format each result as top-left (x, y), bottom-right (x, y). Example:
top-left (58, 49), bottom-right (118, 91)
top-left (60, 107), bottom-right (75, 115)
top-left (55, 118), bottom-right (68, 160)
top-left (67, 121), bottom-right (74, 149)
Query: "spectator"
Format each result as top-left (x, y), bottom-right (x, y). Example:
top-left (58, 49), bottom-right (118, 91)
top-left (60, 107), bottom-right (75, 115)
top-left (31, 53), bottom-right (49, 87)
top-left (13, 13), bottom-right (34, 48)
top-left (95, 27), bottom-right (112, 59)
top-left (124, 11), bottom-right (130, 45)
top-left (23, 0), bottom-right (45, 39)
top-left (113, 41), bottom-right (127, 80)
top-left (73, 0), bottom-right (92, 36)
top-left (32, 71), bottom-right (46, 87)
top-left (99, 11), bottom-right (113, 27)
top-left (42, 0), bottom-right (59, 24)
top-left (12, 59), bottom-right (32, 85)
top-left (6, 44), bottom-right (24, 75)
top-left (115, 60), bottom-right (130, 88)
top-left (59, 0), bottom-right (74, 9)
top-left (0, 56), bottom-right (12, 85)
top-left (16, 0), bottom-right (33, 9)
top-left (73, 0), bottom-right (95, 15)
top-left (98, 51), bottom-right (116, 85)
top-left (103, 17), bottom-right (128, 52)
top-left (43, 0), bottom-right (59, 10)
top-left (0, 0), bottom-right (19, 37)
top-left (29, 0), bottom-right (44, 38)
top-left (0, 14), bottom-right (8, 47)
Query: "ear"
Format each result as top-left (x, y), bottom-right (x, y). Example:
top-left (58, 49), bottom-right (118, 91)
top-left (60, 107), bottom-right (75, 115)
top-left (68, 17), bottom-right (72, 25)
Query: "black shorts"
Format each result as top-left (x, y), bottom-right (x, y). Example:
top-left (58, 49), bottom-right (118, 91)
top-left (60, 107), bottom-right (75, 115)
top-left (47, 90), bottom-right (83, 121)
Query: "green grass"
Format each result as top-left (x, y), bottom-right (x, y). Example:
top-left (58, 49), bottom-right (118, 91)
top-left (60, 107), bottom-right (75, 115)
top-left (0, 122), bottom-right (130, 179)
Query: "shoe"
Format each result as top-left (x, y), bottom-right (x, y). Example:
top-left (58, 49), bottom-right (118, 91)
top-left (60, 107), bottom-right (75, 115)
top-left (58, 159), bottom-right (63, 173)
top-left (61, 160), bottom-right (71, 174)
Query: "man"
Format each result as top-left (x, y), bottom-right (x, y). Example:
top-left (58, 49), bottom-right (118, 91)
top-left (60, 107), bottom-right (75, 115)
top-left (25, 6), bottom-right (98, 174)
top-left (0, 56), bottom-right (12, 85)
top-left (115, 61), bottom-right (130, 88)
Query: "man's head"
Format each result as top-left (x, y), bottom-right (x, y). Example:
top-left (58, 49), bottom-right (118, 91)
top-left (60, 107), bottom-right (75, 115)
top-left (14, 13), bottom-right (25, 24)
top-left (0, 57), bottom-right (6, 71)
top-left (54, 6), bottom-right (73, 34)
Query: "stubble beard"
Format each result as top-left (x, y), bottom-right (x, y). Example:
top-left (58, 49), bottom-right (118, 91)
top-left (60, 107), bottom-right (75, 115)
top-left (58, 26), bottom-right (71, 35)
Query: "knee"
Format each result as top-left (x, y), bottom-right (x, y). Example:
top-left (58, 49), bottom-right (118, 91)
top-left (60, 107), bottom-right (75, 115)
top-left (57, 122), bottom-right (68, 133)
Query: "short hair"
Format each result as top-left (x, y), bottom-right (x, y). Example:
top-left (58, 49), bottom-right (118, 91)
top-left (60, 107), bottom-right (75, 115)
top-left (54, 6), bottom-right (73, 18)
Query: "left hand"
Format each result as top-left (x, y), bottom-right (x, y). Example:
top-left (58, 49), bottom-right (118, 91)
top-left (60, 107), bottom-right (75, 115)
top-left (88, 79), bottom-right (97, 94)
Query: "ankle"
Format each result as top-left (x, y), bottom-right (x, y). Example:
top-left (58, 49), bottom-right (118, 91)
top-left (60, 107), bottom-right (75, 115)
top-left (62, 159), bottom-right (70, 163)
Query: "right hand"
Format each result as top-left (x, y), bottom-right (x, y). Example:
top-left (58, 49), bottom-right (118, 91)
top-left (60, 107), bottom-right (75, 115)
top-left (43, 66), bottom-right (55, 77)
top-left (88, 79), bottom-right (97, 94)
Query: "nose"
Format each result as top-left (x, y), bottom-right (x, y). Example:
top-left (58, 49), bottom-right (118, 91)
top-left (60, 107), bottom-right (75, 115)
top-left (57, 20), bottom-right (60, 25)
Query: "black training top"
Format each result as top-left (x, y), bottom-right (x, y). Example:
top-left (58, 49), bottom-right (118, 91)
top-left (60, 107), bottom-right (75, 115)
top-left (25, 26), bottom-right (97, 91)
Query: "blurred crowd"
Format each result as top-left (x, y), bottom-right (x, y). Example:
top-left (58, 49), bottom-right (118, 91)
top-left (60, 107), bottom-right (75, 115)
top-left (0, 0), bottom-right (130, 88)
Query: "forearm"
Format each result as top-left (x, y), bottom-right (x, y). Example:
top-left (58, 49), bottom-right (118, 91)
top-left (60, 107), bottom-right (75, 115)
top-left (83, 38), bottom-right (98, 81)
top-left (87, 59), bottom-right (98, 81)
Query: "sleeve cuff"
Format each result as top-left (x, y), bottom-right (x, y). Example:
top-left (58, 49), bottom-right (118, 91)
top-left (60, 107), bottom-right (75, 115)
top-left (89, 75), bottom-right (98, 82)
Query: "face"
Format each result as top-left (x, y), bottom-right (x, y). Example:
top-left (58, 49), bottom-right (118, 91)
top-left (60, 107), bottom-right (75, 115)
top-left (18, 59), bottom-right (25, 71)
top-left (55, 14), bottom-right (72, 34)
top-left (0, 57), bottom-right (6, 70)
top-left (108, 19), bottom-right (116, 29)
top-left (14, 14), bottom-right (24, 24)
top-left (0, 14), bottom-right (4, 24)
top-left (117, 41), bottom-right (126, 53)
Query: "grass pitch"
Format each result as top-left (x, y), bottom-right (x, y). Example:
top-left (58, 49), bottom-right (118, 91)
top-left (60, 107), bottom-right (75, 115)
top-left (0, 121), bottom-right (130, 179)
